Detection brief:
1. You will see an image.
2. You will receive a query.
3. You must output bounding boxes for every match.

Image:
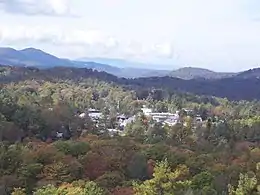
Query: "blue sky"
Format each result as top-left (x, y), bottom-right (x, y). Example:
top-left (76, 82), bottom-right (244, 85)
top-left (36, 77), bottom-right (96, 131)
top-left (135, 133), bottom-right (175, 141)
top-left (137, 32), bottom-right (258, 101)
top-left (0, 0), bottom-right (260, 71)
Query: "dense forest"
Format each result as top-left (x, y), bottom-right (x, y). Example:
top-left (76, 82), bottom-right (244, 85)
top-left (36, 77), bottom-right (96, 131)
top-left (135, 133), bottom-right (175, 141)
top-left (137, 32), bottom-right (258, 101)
top-left (2, 65), bottom-right (260, 101)
top-left (1, 65), bottom-right (260, 194)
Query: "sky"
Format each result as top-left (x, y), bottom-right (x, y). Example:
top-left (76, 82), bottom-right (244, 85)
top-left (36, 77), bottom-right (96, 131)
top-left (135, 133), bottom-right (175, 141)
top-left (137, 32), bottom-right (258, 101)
top-left (0, 0), bottom-right (260, 71)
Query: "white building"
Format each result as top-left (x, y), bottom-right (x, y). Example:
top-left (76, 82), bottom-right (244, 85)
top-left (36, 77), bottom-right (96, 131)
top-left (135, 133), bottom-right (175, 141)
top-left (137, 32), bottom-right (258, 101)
top-left (78, 108), bottom-right (103, 120)
top-left (163, 117), bottom-right (179, 126)
top-left (79, 113), bottom-right (87, 118)
top-left (183, 108), bottom-right (194, 115)
top-left (140, 106), bottom-right (180, 124)
top-left (119, 116), bottom-right (136, 128)
top-left (117, 114), bottom-right (127, 122)
top-left (141, 107), bottom-right (152, 116)
top-left (88, 109), bottom-right (102, 119)
top-left (150, 113), bottom-right (179, 122)
top-left (195, 116), bottom-right (203, 122)
top-left (56, 132), bottom-right (63, 138)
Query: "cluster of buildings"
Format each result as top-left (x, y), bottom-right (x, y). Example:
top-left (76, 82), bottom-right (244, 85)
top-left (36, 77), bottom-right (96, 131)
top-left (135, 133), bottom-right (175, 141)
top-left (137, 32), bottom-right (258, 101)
top-left (76, 106), bottom-right (204, 135)
top-left (141, 107), bottom-right (180, 126)
top-left (46, 104), bottom-right (206, 140)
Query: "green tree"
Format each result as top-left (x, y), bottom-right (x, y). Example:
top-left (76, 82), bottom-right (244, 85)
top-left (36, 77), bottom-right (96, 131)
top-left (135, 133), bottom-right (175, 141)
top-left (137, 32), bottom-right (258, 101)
top-left (191, 171), bottom-right (217, 195)
top-left (228, 172), bottom-right (258, 195)
top-left (96, 171), bottom-right (125, 189)
top-left (125, 116), bottom-right (147, 141)
top-left (33, 181), bottom-right (106, 195)
top-left (126, 152), bottom-right (148, 181)
top-left (18, 163), bottom-right (43, 193)
top-left (11, 188), bottom-right (26, 195)
top-left (133, 160), bottom-right (191, 195)
top-left (54, 141), bottom-right (90, 158)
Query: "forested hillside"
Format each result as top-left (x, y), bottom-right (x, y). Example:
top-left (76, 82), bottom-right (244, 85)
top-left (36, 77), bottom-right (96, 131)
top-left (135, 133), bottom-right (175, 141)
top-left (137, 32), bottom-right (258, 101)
top-left (169, 67), bottom-right (236, 80)
top-left (1, 65), bottom-right (260, 100)
top-left (1, 64), bottom-right (260, 194)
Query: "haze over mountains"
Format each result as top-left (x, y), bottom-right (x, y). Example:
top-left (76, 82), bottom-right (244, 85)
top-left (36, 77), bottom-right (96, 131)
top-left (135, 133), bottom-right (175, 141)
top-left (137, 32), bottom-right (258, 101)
top-left (0, 47), bottom-right (171, 78)
top-left (77, 57), bottom-right (168, 69)
top-left (0, 47), bottom-right (240, 80)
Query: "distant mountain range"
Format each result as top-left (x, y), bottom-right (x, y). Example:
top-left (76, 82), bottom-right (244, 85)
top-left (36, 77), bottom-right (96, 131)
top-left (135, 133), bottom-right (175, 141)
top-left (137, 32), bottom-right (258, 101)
top-left (169, 67), bottom-right (236, 80)
top-left (0, 47), bottom-right (171, 78)
top-left (0, 47), bottom-right (74, 68)
top-left (234, 68), bottom-right (260, 79)
top-left (73, 60), bottom-right (170, 78)
top-left (0, 47), bottom-right (255, 81)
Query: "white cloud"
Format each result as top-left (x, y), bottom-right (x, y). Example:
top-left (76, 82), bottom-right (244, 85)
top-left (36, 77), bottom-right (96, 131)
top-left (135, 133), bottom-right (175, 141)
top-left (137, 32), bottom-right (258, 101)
top-left (153, 43), bottom-right (174, 58)
top-left (0, 25), bottom-right (174, 60)
top-left (0, 0), bottom-right (71, 16)
top-left (0, 26), bottom-right (111, 46)
top-left (120, 41), bottom-right (174, 60)
top-left (2, 0), bottom-right (260, 70)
